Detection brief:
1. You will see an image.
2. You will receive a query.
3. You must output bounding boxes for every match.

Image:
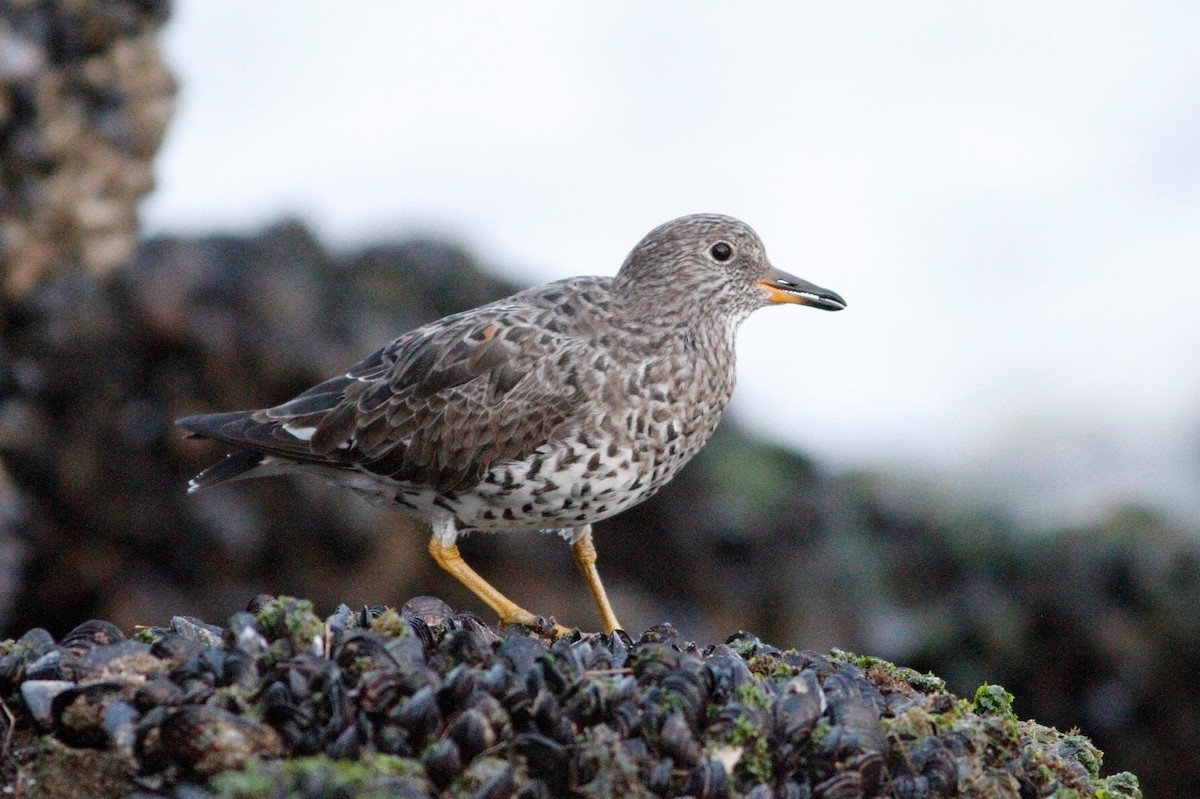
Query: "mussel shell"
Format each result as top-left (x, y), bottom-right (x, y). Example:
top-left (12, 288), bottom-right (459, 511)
top-left (465, 759), bottom-right (515, 799)
top-left (244, 594), bottom-right (277, 614)
top-left (334, 630), bottom-right (399, 678)
top-left (401, 596), bottom-right (453, 627)
top-left (683, 760), bottom-right (729, 799)
top-left (778, 779), bottom-right (814, 799)
top-left (50, 681), bottom-right (130, 748)
top-left (638, 623), bottom-right (681, 645)
top-left (392, 684), bottom-right (442, 744)
top-left (326, 721), bottom-right (362, 760)
top-left (150, 633), bottom-right (206, 665)
top-left (219, 648), bottom-right (258, 689)
top-left (496, 631), bottom-right (543, 674)
top-left (373, 720), bottom-right (413, 756)
top-left (631, 642), bottom-right (684, 681)
top-left (73, 641), bottom-right (159, 682)
top-left (774, 669), bottom-right (825, 741)
top-left (703, 643), bottom-right (754, 697)
top-left (820, 672), bottom-right (887, 756)
top-left (422, 737), bottom-right (462, 789)
top-left (134, 675), bottom-right (185, 709)
top-left (405, 615), bottom-right (438, 651)
top-left (477, 662), bottom-right (511, 698)
top-left (646, 756), bottom-right (675, 795)
top-left (385, 622), bottom-right (429, 666)
top-left (169, 616), bottom-right (224, 647)
top-left (17, 627), bottom-right (56, 655)
top-left (357, 669), bottom-right (409, 715)
top-left (514, 733), bottom-right (569, 793)
top-left (845, 751), bottom-right (885, 794)
top-left (906, 736), bottom-right (959, 796)
top-left (660, 666), bottom-right (713, 728)
top-left (563, 680), bottom-right (606, 725)
top-left (466, 691), bottom-right (510, 736)
top-left (60, 620), bottom-right (125, 652)
top-left (657, 710), bottom-right (701, 766)
top-left (439, 624), bottom-right (495, 665)
top-left (0, 652), bottom-right (26, 691)
top-left (891, 773), bottom-right (932, 799)
top-left (323, 603), bottom-right (356, 644)
top-left (812, 770), bottom-right (863, 799)
top-left (24, 650), bottom-right (65, 681)
top-left (20, 679), bottom-right (75, 728)
top-left (437, 663), bottom-right (480, 714)
top-left (447, 707), bottom-right (496, 762)
top-left (158, 705), bottom-right (283, 775)
top-left (606, 699), bottom-right (642, 738)
top-left (225, 611), bottom-right (270, 657)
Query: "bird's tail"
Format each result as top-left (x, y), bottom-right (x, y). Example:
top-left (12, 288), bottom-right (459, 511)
top-left (186, 450), bottom-right (264, 493)
top-left (177, 412), bottom-right (266, 492)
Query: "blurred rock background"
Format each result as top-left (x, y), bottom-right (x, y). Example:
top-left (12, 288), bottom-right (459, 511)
top-left (0, 1), bottom-right (1196, 795)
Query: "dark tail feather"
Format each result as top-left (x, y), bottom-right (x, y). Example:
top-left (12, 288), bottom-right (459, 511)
top-left (176, 411), bottom-right (257, 443)
top-left (187, 450), bottom-right (265, 493)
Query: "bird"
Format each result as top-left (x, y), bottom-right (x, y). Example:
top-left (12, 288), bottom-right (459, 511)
top-left (177, 213), bottom-right (845, 635)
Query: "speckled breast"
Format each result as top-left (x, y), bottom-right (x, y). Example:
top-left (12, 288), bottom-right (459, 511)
top-left (393, 365), bottom-right (732, 532)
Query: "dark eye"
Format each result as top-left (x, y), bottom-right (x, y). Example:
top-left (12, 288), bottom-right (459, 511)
top-left (710, 242), bottom-right (734, 262)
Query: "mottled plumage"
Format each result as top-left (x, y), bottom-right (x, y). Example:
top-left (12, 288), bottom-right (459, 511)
top-left (178, 213), bottom-right (845, 633)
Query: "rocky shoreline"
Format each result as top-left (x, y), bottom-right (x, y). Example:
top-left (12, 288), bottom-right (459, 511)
top-left (0, 2), bottom-right (1177, 794)
top-left (1, 595), bottom-right (1140, 798)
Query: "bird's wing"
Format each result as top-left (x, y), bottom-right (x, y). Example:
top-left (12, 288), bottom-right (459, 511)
top-left (178, 307), bottom-right (588, 493)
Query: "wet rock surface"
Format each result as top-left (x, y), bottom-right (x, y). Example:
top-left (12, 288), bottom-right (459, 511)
top-left (0, 595), bottom-right (1141, 798)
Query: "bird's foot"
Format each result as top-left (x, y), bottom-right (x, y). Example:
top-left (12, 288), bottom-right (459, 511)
top-left (498, 611), bottom-right (575, 639)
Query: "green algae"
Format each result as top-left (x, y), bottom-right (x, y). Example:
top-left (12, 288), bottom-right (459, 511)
top-left (368, 607), bottom-right (409, 639)
top-left (830, 648), bottom-right (947, 693)
top-left (723, 714), bottom-right (773, 784)
top-left (211, 753), bottom-right (430, 799)
top-left (1097, 771), bottom-right (1142, 799)
top-left (254, 596), bottom-right (326, 657)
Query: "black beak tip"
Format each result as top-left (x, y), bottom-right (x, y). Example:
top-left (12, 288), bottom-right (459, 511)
top-left (817, 290), bottom-right (847, 311)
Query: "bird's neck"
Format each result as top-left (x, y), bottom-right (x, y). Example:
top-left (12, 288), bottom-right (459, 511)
top-left (612, 280), bottom-right (744, 351)
top-left (607, 295), bottom-right (741, 373)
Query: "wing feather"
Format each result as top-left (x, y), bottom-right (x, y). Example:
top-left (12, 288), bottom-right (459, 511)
top-left (178, 306), bottom-right (588, 493)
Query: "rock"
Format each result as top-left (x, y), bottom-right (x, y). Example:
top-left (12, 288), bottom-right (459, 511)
top-left (0, 594), bottom-right (1143, 798)
top-left (0, 0), bottom-right (174, 297)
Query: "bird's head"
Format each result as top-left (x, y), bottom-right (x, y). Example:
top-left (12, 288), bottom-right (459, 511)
top-left (614, 213), bottom-right (846, 323)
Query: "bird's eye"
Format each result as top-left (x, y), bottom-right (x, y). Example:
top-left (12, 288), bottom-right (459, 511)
top-left (710, 242), bottom-right (734, 262)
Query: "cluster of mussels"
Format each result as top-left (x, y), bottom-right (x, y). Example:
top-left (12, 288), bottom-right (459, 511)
top-left (0, 596), bottom-right (1139, 799)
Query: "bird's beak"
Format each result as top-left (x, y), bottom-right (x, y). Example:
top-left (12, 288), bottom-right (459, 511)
top-left (757, 266), bottom-right (847, 310)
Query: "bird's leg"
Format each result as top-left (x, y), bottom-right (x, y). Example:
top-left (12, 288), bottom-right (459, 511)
top-left (427, 538), bottom-right (569, 636)
top-left (570, 525), bottom-right (622, 634)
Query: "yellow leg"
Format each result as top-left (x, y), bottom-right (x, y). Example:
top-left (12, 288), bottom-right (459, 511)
top-left (427, 538), bottom-right (568, 635)
top-left (571, 526), bottom-right (622, 634)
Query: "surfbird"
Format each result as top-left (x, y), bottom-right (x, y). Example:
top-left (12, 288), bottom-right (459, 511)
top-left (177, 213), bottom-right (846, 634)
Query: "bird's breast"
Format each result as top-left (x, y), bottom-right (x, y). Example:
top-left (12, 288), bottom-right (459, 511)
top-left (419, 338), bottom-right (736, 533)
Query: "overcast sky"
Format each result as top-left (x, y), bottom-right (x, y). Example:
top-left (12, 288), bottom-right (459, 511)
top-left (143, 3), bottom-right (1200, 526)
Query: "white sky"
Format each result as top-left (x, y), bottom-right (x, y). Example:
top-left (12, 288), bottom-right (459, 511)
top-left (143, 3), bottom-right (1200, 526)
